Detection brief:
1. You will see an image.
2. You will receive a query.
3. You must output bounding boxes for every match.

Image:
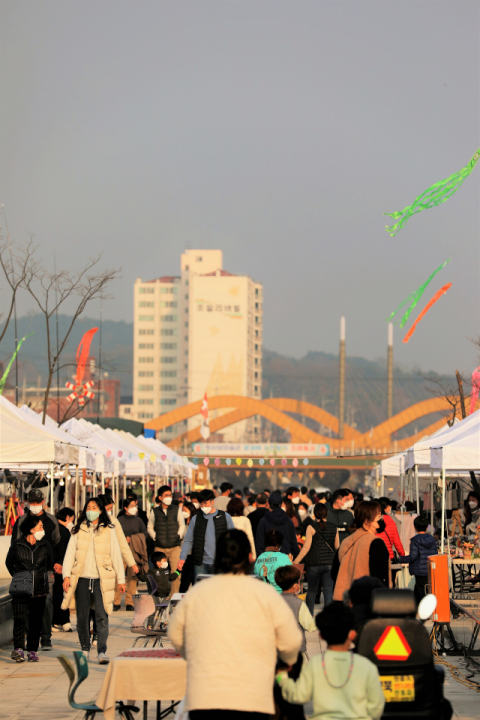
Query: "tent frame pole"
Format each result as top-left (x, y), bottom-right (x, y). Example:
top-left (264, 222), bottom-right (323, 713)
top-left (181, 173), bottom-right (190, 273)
top-left (50, 462), bottom-right (54, 513)
top-left (75, 465), bottom-right (80, 518)
top-left (441, 466), bottom-right (446, 553)
top-left (415, 465), bottom-right (420, 514)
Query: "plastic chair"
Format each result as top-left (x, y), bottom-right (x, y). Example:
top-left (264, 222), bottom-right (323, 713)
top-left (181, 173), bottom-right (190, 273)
top-left (131, 593), bottom-right (169, 647)
top-left (57, 651), bottom-right (140, 719)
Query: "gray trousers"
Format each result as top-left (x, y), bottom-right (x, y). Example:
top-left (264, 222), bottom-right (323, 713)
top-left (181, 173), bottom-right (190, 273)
top-left (41, 572), bottom-right (55, 644)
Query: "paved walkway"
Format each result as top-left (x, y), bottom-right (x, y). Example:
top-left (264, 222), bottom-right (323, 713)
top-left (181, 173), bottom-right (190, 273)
top-left (0, 605), bottom-right (479, 718)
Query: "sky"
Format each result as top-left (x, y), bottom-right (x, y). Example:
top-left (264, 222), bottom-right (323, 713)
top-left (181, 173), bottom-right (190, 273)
top-left (1, 0), bottom-right (479, 376)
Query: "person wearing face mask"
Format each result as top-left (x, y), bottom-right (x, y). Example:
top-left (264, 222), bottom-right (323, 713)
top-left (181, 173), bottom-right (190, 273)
top-left (464, 491), bottom-right (480, 534)
top-left (145, 551), bottom-right (181, 600)
top-left (117, 492), bottom-right (149, 527)
top-left (327, 489), bottom-right (354, 544)
top-left (11, 488), bottom-right (62, 651)
top-left (177, 489), bottom-right (235, 582)
top-left (52, 507), bottom-right (75, 632)
top-left (6, 516), bottom-right (53, 663)
top-left (190, 492), bottom-right (201, 510)
top-left (333, 501), bottom-right (390, 601)
top-left (179, 501), bottom-right (199, 592)
top-left (147, 485), bottom-right (186, 595)
top-left (114, 498), bottom-right (148, 610)
top-left (375, 498), bottom-right (405, 585)
top-left (62, 498), bottom-right (126, 663)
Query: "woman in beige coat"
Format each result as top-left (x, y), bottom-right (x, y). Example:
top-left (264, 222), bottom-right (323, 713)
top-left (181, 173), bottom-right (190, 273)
top-left (226, 497), bottom-right (257, 559)
top-left (62, 498), bottom-right (125, 664)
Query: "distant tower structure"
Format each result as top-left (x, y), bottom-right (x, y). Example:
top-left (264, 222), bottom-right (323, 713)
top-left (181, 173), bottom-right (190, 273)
top-left (339, 316), bottom-right (345, 439)
top-left (387, 322), bottom-right (393, 418)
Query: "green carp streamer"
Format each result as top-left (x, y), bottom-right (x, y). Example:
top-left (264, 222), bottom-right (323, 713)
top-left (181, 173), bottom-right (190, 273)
top-left (386, 259), bottom-right (450, 327)
top-left (385, 148), bottom-right (480, 236)
top-left (0, 333), bottom-right (34, 395)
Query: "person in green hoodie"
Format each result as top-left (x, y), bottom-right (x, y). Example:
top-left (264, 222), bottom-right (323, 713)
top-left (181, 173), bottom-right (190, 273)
top-left (254, 529), bottom-right (292, 592)
top-left (327, 489), bottom-right (354, 544)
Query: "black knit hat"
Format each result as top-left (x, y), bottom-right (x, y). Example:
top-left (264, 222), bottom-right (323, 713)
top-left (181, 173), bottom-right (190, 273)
top-left (20, 514), bottom-right (43, 537)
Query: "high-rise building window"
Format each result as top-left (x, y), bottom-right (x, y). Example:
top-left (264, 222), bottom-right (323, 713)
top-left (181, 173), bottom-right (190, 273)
top-left (160, 384), bottom-right (177, 391)
top-left (160, 370), bottom-right (177, 377)
top-left (139, 287), bottom-right (154, 294)
top-left (162, 315), bottom-right (177, 322)
top-left (139, 357), bottom-right (154, 363)
top-left (161, 329), bottom-right (177, 336)
top-left (138, 385), bottom-right (154, 391)
top-left (139, 301), bottom-right (154, 307)
top-left (139, 371), bottom-right (154, 377)
top-left (138, 399), bottom-right (154, 405)
top-left (161, 342), bottom-right (177, 350)
top-left (161, 398), bottom-right (177, 405)
top-left (139, 329), bottom-right (154, 335)
top-left (139, 315), bottom-right (154, 321)
top-left (161, 357), bottom-right (177, 364)
top-left (161, 301), bottom-right (177, 308)
top-left (138, 412), bottom-right (154, 418)
top-left (139, 343), bottom-right (154, 349)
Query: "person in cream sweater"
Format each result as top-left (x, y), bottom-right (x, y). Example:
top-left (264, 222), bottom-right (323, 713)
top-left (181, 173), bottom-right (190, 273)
top-left (168, 528), bottom-right (302, 718)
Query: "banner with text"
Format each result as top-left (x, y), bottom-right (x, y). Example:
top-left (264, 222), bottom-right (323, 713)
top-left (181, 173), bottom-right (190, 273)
top-left (191, 443), bottom-right (330, 457)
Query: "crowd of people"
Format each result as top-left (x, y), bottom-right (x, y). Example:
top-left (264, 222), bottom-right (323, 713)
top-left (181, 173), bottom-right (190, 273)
top-left (5, 479), bottom-right (448, 719)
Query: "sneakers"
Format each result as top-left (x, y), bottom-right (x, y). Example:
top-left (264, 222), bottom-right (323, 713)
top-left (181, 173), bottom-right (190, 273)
top-left (125, 604), bottom-right (134, 611)
top-left (11, 648), bottom-right (25, 663)
top-left (80, 650), bottom-right (90, 661)
top-left (113, 604), bottom-right (121, 612)
top-left (28, 651), bottom-right (39, 662)
top-left (63, 623), bottom-right (73, 632)
top-left (98, 653), bottom-right (109, 665)
top-left (41, 640), bottom-right (53, 651)
top-left (92, 633), bottom-right (98, 647)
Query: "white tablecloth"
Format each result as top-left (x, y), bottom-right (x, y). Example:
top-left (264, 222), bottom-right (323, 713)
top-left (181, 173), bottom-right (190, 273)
top-left (96, 651), bottom-right (187, 720)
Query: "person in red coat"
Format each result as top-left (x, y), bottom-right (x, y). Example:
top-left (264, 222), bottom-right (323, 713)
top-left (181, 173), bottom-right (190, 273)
top-left (377, 498), bottom-right (405, 585)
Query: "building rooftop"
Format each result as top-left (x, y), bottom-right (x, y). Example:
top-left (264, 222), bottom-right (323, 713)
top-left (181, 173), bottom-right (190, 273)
top-left (201, 269), bottom-right (237, 277)
top-left (142, 276), bottom-right (180, 284)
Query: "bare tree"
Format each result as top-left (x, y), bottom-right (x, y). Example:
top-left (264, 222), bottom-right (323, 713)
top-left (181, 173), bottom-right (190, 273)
top-left (0, 235), bottom-right (38, 345)
top-left (24, 255), bottom-right (120, 423)
top-left (421, 373), bottom-right (464, 427)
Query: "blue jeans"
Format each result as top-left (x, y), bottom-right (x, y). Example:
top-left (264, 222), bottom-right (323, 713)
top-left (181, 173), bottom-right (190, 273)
top-left (194, 563), bottom-right (214, 583)
top-left (306, 564), bottom-right (333, 615)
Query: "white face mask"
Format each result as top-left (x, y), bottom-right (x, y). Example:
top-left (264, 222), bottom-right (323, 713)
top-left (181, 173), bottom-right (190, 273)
top-left (33, 530), bottom-right (45, 541)
top-left (344, 499), bottom-right (354, 509)
top-left (202, 506), bottom-right (213, 515)
top-left (193, 502), bottom-right (200, 509)
top-left (29, 504), bottom-right (44, 515)
top-left (292, 497), bottom-right (300, 504)
top-left (127, 507), bottom-right (138, 516)
top-left (182, 511), bottom-right (190, 519)
top-left (468, 501), bottom-right (478, 510)
top-left (160, 561), bottom-right (168, 569)
top-left (298, 509), bottom-right (307, 517)
top-left (66, 522), bottom-right (74, 532)
top-left (163, 497), bottom-right (173, 506)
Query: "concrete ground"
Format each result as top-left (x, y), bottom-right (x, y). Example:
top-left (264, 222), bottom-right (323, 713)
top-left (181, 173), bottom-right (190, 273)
top-left (0, 603), bottom-right (479, 719)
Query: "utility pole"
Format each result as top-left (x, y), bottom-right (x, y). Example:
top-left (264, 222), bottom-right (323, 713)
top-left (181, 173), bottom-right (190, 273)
top-left (387, 322), bottom-right (393, 418)
top-left (338, 316), bottom-right (345, 439)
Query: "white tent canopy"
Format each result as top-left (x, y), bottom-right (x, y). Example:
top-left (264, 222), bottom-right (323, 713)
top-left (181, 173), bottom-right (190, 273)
top-left (0, 397), bottom-right (78, 466)
top-left (405, 413), bottom-right (478, 470)
top-left (430, 418), bottom-right (480, 471)
top-left (61, 417), bottom-right (117, 474)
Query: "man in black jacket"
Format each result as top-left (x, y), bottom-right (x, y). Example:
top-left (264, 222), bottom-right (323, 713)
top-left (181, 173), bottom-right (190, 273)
top-left (255, 491), bottom-right (299, 557)
top-left (52, 506), bottom-right (75, 631)
top-left (11, 488), bottom-right (61, 650)
top-left (247, 493), bottom-right (269, 540)
top-left (327, 489), bottom-right (354, 544)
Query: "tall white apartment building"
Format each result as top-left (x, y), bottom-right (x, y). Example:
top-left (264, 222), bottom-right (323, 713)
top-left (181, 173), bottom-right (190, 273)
top-left (131, 250), bottom-right (262, 443)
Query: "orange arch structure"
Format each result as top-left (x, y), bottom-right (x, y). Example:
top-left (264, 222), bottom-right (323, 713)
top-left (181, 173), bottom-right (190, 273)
top-left (145, 395), bottom-right (466, 451)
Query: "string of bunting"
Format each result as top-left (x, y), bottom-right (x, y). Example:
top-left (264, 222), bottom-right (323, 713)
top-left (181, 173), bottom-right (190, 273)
top-left (99, 452), bottom-right (310, 466)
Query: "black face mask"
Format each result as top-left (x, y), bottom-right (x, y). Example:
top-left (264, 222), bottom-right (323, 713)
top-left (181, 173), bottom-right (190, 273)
top-left (376, 519), bottom-right (386, 534)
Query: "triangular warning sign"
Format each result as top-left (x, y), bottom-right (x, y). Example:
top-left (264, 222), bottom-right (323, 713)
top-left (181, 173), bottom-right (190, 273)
top-left (373, 626), bottom-right (412, 661)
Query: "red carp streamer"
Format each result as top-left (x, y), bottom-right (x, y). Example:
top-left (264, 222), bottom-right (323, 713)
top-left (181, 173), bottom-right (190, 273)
top-left (65, 328), bottom-right (98, 405)
top-left (470, 367), bottom-right (480, 415)
top-left (402, 283), bottom-right (452, 344)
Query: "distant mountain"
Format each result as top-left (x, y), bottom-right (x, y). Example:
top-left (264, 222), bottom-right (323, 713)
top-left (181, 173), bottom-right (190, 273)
top-left (1, 314), bottom-right (450, 434)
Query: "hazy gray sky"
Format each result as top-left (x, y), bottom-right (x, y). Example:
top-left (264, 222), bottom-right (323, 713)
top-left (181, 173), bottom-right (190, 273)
top-left (1, 0), bottom-right (479, 375)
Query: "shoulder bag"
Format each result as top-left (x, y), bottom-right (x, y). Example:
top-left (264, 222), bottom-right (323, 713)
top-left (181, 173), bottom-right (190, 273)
top-left (9, 570), bottom-right (34, 597)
